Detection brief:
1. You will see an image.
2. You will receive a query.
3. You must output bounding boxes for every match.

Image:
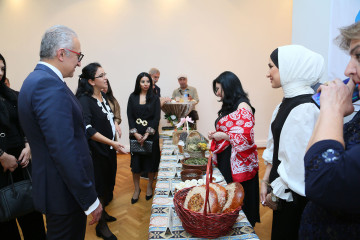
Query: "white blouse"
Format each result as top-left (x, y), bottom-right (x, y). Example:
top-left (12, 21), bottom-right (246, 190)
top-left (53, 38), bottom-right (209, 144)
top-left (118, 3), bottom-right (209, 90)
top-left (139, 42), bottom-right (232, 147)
top-left (262, 102), bottom-right (319, 201)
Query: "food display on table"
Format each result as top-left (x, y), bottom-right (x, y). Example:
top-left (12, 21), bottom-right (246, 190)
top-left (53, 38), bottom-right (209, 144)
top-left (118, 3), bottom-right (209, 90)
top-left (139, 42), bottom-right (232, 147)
top-left (184, 185), bottom-right (220, 213)
top-left (184, 131), bottom-right (209, 158)
top-left (209, 183), bottom-right (227, 210)
top-left (186, 140), bottom-right (208, 152)
top-left (181, 182), bottom-right (244, 214)
top-left (180, 169), bottom-right (203, 181)
top-left (161, 102), bottom-right (194, 120)
top-left (222, 182), bottom-right (245, 213)
top-left (184, 157), bottom-right (207, 165)
top-left (181, 157), bottom-right (208, 172)
top-left (202, 173), bottom-right (224, 183)
top-left (175, 179), bottom-right (205, 191)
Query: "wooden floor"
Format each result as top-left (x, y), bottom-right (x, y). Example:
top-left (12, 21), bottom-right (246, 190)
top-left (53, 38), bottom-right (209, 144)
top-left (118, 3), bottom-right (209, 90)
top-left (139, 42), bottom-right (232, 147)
top-left (83, 148), bottom-right (272, 240)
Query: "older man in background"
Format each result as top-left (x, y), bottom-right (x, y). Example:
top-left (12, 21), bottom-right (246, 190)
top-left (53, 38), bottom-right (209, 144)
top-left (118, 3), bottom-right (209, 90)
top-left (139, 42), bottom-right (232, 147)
top-left (172, 74), bottom-right (199, 128)
top-left (149, 67), bottom-right (161, 97)
top-left (18, 25), bottom-right (102, 240)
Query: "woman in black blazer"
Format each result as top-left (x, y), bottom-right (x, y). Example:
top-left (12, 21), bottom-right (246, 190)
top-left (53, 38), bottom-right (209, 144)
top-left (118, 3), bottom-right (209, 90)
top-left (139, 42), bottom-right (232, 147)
top-left (76, 62), bottom-right (126, 240)
top-left (0, 53), bottom-right (46, 240)
top-left (127, 72), bottom-right (161, 204)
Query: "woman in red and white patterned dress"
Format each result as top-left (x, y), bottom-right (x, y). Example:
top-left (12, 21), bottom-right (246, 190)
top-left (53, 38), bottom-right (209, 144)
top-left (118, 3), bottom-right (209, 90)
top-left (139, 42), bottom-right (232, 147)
top-left (208, 71), bottom-right (260, 226)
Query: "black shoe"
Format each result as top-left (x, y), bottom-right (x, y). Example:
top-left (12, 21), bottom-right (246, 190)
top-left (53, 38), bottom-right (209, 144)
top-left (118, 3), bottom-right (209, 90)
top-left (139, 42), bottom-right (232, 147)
top-left (104, 211), bottom-right (117, 222)
top-left (131, 190), bottom-right (141, 204)
top-left (145, 194), bottom-right (153, 201)
top-left (95, 224), bottom-right (117, 240)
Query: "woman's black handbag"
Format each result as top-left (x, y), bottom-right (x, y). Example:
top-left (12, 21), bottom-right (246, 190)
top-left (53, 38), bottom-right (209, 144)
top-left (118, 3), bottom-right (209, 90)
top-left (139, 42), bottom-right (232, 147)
top-left (130, 139), bottom-right (153, 155)
top-left (0, 167), bottom-right (34, 222)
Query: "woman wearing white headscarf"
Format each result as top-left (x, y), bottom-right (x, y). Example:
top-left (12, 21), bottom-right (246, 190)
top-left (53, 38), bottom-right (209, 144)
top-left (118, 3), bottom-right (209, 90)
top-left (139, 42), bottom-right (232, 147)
top-left (260, 45), bottom-right (324, 240)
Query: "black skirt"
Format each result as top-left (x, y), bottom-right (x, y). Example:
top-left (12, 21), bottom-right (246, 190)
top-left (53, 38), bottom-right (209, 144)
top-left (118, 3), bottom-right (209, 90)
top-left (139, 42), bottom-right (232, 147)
top-left (91, 147), bottom-right (117, 206)
top-left (216, 146), bottom-right (260, 227)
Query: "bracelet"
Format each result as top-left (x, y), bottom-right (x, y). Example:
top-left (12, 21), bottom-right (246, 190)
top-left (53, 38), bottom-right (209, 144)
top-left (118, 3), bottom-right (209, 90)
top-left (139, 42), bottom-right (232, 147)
top-left (261, 179), bottom-right (270, 186)
top-left (129, 128), bottom-right (138, 136)
top-left (0, 149), bottom-right (4, 157)
top-left (146, 127), bottom-right (155, 135)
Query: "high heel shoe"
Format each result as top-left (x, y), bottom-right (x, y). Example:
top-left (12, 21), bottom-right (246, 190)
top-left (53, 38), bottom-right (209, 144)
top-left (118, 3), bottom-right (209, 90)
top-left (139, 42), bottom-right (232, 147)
top-left (131, 189), bottom-right (141, 204)
top-left (146, 188), bottom-right (153, 201)
top-left (96, 224), bottom-right (117, 240)
top-left (104, 210), bottom-right (117, 222)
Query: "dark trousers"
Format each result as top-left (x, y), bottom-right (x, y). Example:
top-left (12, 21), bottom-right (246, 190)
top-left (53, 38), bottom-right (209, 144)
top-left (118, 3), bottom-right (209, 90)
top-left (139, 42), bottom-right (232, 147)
top-left (0, 211), bottom-right (46, 240)
top-left (272, 194), bottom-right (308, 240)
top-left (46, 210), bottom-right (87, 240)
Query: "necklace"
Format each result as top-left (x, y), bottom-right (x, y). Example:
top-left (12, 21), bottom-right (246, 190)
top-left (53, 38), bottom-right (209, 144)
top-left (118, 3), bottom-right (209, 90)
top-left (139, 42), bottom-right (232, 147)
top-left (96, 95), bottom-right (116, 148)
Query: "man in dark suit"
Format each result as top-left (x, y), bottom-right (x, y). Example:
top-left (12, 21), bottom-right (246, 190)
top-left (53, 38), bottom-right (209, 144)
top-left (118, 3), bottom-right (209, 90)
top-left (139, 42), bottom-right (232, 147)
top-left (18, 25), bottom-right (102, 240)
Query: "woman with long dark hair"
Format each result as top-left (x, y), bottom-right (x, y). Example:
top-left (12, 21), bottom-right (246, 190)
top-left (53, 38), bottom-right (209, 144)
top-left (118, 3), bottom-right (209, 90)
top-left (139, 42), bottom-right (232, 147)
top-left (208, 71), bottom-right (260, 226)
top-left (261, 45), bottom-right (323, 240)
top-left (0, 53), bottom-right (46, 239)
top-left (76, 62), bottom-right (126, 240)
top-left (127, 72), bottom-right (160, 204)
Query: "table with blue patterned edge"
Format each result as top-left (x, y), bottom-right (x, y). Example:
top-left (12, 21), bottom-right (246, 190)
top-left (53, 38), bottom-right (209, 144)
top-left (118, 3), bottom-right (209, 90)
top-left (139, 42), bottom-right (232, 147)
top-left (148, 139), bottom-right (259, 240)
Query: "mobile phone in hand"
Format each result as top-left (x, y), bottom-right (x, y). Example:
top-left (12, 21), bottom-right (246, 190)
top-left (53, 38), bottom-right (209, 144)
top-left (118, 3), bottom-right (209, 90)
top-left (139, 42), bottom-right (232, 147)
top-left (311, 78), bottom-right (359, 107)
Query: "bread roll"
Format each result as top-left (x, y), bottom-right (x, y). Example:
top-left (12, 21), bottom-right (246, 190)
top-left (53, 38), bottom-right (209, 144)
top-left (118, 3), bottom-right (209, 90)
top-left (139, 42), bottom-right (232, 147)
top-left (222, 182), bottom-right (244, 213)
top-left (209, 183), bottom-right (227, 209)
top-left (184, 185), bottom-right (220, 213)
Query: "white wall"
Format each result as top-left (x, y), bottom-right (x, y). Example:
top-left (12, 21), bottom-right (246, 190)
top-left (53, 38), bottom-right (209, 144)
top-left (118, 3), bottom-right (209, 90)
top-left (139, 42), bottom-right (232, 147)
top-left (0, 0), bottom-right (293, 147)
top-left (292, 0), bottom-right (331, 78)
top-left (292, 0), bottom-right (360, 122)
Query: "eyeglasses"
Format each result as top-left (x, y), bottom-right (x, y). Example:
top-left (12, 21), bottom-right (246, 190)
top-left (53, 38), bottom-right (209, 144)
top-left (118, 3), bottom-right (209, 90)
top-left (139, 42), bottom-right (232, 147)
top-left (95, 73), bottom-right (107, 79)
top-left (64, 48), bottom-right (84, 62)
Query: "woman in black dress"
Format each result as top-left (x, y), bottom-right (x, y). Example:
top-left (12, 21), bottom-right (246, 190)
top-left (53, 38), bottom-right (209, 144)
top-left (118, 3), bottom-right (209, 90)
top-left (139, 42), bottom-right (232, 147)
top-left (76, 62), bottom-right (126, 240)
top-left (0, 53), bottom-right (46, 240)
top-left (127, 72), bottom-right (160, 204)
top-left (208, 71), bottom-right (259, 227)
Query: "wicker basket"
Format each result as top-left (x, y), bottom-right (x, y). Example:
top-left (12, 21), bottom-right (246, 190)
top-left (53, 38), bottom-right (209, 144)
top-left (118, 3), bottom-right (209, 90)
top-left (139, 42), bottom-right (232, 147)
top-left (184, 131), bottom-right (208, 158)
top-left (172, 130), bottom-right (187, 145)
top-left (173, 154), bottom-right (241, 239)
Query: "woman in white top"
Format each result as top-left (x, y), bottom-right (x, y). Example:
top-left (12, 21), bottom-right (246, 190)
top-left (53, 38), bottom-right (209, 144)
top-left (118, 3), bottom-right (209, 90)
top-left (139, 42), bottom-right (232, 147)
top-left (260, 45), bottom-right (324, 240)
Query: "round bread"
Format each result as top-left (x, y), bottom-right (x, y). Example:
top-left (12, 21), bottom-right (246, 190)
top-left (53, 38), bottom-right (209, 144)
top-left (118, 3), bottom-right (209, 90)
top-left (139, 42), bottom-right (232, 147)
top-left (222, 182), bottom-right (244, 213)
top-left (183, 185), bottom-right (220, 213)
top-left (209, 183), bottom-right (227, 209)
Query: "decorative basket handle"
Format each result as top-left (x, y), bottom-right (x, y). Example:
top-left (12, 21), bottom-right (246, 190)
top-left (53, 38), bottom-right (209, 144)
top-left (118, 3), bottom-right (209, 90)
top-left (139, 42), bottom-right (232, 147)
top-left (203, 152), bottom-right (213, 216)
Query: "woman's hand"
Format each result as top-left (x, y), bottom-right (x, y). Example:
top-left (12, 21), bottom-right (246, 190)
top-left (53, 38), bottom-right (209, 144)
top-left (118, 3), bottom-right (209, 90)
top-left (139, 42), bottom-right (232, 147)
top-left (115, 122), bottom-right (122, 139)
top-left (318, 79), bottom-right (354, 116)
top-left (260, 180), bottom-right (269, 207)
top-left (18, 143), bottom-right (31, 168)
top-left (112, 141), bottom-right (127, 154)
top-left (308, 79), bottom-right (355, 148)
top-left (134, 133), bottom-right (143, 144)
top-left (139, 133), bottom-right (149, 144)
top-left (211, 132), bottom-right (229, 141)
top-left (264, 193), bottom-right (278, 210)
top-left (208, 131), bottom-right (216, 140)
top-left (0, 153), bottom-right (18, 172)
